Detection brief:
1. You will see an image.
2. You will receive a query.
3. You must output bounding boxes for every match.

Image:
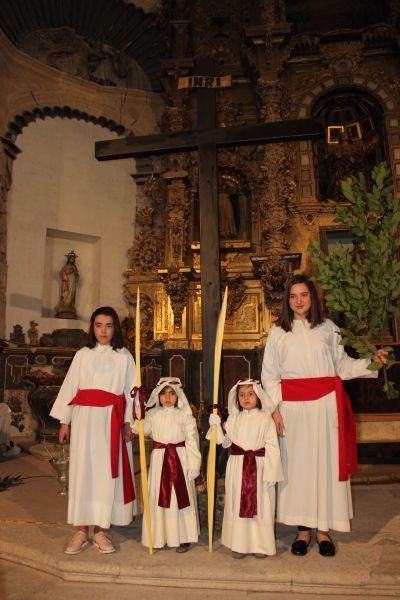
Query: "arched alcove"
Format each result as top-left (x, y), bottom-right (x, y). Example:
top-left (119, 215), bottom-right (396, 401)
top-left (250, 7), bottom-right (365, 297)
top-left (6, 116), bottom-right (136, 337)
top-left (312, 87), bottom-right (386, 200)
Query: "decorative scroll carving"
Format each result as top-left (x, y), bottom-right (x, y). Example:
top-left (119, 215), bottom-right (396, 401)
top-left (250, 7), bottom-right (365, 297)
top-left (221, 271), bottom-right (246, 320)
top-left (322, 42), bottom-right (363, 74)
top-left (20, 27), bottom-right (149, 90)
top-left (121, 293), bottom-right (160, 352)
top-left (128, 173), bottom-right (166, 275)
top-left (252, 254), bottom-right (301, 317)
top-left (165, 178), bottom-right (191, 267)
top-left (290, 33), bottom-right (321, 58)
top-left (128, 206), bottom-right (161, 273)
top-left (158, 268), bottom-right (192, 330)
top-left (256, 81), bottom-right (296, 254)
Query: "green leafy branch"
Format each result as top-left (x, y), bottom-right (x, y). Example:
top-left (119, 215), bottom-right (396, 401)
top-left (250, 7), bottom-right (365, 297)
top-left (0, 474), bottom-right (24, 492)
top-left (309, 162), bottom-right (400, 399)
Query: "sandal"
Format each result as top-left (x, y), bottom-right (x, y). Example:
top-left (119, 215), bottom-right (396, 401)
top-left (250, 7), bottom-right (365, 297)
top-left (93, 530), bottom-right (116, 554)
top-left (64, 530), bottom-right (90, 555)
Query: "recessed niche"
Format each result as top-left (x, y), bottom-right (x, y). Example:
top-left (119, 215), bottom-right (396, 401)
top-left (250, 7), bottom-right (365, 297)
top-left (42, 228), bottom-right (100, 320)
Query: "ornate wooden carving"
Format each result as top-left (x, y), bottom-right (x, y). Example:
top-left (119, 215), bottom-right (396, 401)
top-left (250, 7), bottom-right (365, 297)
top-left (158, 268), bottom-right (192, 330)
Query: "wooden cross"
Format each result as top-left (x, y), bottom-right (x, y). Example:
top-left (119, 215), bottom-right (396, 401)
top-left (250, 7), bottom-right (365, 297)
top-left (95, 59), bottom-right (323, 408)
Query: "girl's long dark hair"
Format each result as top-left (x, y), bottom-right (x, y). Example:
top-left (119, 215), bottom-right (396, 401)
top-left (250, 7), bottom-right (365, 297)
top-left (277, 274), bottom-right (324, 332)
top-left (87, 306), bottom-right (124, 350)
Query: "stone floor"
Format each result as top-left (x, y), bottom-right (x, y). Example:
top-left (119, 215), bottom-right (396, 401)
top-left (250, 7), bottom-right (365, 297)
top-left (0, 452), bottom-right (399, 599)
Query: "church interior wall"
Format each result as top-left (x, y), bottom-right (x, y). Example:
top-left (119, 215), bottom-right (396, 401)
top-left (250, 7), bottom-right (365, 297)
top-left (6, 117), bottom-right (136, 337)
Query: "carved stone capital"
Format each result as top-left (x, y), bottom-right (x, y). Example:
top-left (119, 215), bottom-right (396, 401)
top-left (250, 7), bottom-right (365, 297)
top-left (251, 254), bottom-right (301, 317)
top-left (221, 271), bottom-right (246, 319)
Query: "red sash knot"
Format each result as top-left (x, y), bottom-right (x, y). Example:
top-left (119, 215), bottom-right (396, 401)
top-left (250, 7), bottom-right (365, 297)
top-left (152, 441), bottom-right (190, 510)
top-left (281, 376), bottom-right (357, 482)
top-left (69, 389), bottom-right (135, 504)
top-left (229, 442), bottom-right (265, 518)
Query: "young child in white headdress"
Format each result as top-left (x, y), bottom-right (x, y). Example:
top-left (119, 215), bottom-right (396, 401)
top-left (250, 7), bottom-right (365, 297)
top-left (208, 379), bottom-right (283, 558)
top-left (133, 377), bottom-right (201, 552)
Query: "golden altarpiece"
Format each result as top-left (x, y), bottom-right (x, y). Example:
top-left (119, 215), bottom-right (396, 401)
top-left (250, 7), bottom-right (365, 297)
top-left (121, 0), bottom-right (400, 444)
top-left (0, 0), bottom-right (399, 457)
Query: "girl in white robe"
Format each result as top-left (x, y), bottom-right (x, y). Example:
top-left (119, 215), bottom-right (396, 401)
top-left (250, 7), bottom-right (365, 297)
top-left (261, 274), bottom-right (387, 556)
top-left (50, 306), bottom-right (137, 555)
top-left (134, 377), bottom-right (201, 552)
top-left (208, 379), bottom-right (283, 558)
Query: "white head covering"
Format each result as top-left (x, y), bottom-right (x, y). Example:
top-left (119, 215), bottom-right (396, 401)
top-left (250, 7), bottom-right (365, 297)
top-left (146, 377), bottom-right (192, 415)
top-left (227, 378), bottom-right (269, 415)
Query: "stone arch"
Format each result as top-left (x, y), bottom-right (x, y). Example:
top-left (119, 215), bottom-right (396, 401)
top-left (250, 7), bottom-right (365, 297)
top-left (294, 75), bottom-right (400, 203)
top-left (4, 105), bottom-right (126, 143)
top-left (295, 75), bottom-right (396, 119)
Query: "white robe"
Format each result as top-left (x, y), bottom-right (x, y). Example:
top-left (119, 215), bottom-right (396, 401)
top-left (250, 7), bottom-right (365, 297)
top-left (261, 318), bottom-right (377, 532)
top-left (50, 344), bottom-right (137, 528)
top-left (139, 406), bottom-right (201, 548)
top-left (214, 409), bottom-right (283, 555)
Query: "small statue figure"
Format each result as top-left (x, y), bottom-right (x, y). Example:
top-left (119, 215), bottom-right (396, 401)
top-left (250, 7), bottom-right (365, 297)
top-left (219, 191), bottom-right (238, 239)
top-left (55, 251), bottom-right (79, 319)
top-left (10, 324), bottom-right (26, 345)
top-left (27, 320), bottom-right (39, 346)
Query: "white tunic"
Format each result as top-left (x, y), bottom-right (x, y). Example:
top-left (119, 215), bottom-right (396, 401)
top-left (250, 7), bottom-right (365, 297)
top-left (140, 406), bottom-right (201, 548)
top-left (50, 344), bottom-right (137, 528)
top-left (218, 409), bottom-right (283, 555)
top-left (261, 319), bottom-right (376, 532)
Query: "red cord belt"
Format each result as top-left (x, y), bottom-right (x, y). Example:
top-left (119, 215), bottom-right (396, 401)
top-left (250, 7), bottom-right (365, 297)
top-left (152, 441), bottom-right (190, 510)
top-left (69, 389), bottom-right (135, 504)
top-left (229, 442), bottom-right (265, 518)
top-left (281, 376), bottom-right (357, 481)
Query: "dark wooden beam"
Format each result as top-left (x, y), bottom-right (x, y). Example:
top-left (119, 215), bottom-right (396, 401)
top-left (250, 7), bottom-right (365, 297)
top-left (95, 119), bottom-right (324, 161)
top-left (196, 58), bottom-right (221, 409)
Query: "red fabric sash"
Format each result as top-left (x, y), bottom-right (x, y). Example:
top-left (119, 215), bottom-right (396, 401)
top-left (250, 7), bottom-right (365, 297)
top-left (281, 376), bottom-right (357, 482)
top-left (69, 389), bottom-right (135, 504)
top-left (152, 440), bottom-right (190, 510)
top-left (229, 442), bottom-right (265, 519)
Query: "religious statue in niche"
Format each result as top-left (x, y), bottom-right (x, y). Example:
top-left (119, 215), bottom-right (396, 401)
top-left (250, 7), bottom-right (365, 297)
top-left (55, 251), bottom-right (79, 319)
top-left (219, 191), bottom-right (238, 239)
top-left (27, 321), bottom-right (39, 346)
top-left (218, 171), bottom-right (250, 241)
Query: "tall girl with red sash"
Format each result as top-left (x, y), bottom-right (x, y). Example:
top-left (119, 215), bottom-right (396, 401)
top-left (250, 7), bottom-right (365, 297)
top-left (261, 274), bottom-right (387, 557)
top-left (134, 378), bottom-right (201, 552)
top-left (208, 380), bottom-right (283, 558)
top-left (50, 307), bottom-right (137, 555)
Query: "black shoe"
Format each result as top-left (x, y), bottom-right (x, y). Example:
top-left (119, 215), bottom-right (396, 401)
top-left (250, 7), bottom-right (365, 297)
top-left (317, 536), bottom-right (336, 557)
top-left (176, 543), bottom-right (191, 553)
top-left (232, 551), bottom-right (246, 559)
top-left (291, 537), bottom-right (310, 556)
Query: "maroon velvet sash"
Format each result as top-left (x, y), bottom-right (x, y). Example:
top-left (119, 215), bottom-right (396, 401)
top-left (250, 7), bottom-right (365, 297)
top-left (229, 442), bottom-right (265, 518)
top-left (69, 388), bottom-right (135, 504)
top-left (152, 440), bottom-right (190, 510)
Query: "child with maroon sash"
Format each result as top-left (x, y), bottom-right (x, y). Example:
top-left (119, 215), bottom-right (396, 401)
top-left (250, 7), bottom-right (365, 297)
top-left (262, 274), bottom-right (387, 557)
top-left (208, 379), bottom-right (283, 558)
top-left (133, 378), bottom-right (201, 552)
top-left (50, 307), bottom-right (137, 555)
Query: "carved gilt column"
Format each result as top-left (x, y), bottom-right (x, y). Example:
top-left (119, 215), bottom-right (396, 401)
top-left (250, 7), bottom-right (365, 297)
top-left (254, 80), bottom-right (299, 316)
